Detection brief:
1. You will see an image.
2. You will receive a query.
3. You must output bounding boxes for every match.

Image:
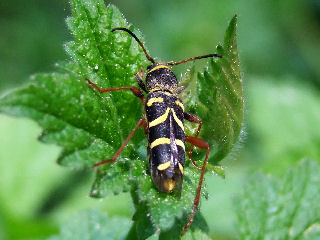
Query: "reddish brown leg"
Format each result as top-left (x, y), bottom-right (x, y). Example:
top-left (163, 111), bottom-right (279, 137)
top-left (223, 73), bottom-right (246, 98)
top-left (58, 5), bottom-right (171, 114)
top-left (86, 78), bottom-right (145, 105)
top-left (141, 118), bottom-right (148, 134)
top-left (92, 118), bottom-right (146, 168)
top-left (181, 136), bottom-right (210, 236)
top-left (184, 112), bottom-right (203, 169)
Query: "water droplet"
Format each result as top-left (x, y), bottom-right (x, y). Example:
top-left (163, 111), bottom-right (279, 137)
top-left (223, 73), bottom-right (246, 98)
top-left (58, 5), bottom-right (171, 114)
top-left (91, 189), bottom-right (98, 195)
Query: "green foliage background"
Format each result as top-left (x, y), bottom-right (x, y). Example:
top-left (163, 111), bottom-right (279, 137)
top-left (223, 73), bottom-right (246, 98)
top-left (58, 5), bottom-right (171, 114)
top-left (0, 0), bottom-right (320, 239)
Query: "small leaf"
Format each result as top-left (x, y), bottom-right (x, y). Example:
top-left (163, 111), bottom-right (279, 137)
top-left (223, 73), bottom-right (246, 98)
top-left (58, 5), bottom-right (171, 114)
top-left (47, 210), bottom-right (131, 240)
top-left (182, 14), bottom-right (243, 164)
top-left (236, 159), bottom-right (320, 239)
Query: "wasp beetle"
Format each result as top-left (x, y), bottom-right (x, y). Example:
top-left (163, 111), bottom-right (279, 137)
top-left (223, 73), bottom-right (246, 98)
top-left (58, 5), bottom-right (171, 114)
top-left (86, 27), bottom-right (222, 235)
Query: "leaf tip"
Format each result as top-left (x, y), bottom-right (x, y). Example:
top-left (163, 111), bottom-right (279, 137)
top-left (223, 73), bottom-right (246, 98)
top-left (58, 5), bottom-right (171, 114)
top-left (229, 14), bottom-right (238, 32)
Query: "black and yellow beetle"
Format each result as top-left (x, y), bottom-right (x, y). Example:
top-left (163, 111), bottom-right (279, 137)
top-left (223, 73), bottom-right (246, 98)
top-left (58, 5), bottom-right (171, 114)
top-left (86, 27), bottom-right (222, 235)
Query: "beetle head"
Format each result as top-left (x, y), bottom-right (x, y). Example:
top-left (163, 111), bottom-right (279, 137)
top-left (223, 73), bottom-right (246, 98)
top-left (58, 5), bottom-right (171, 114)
top-left (145, 63), bottom-right (178, 92)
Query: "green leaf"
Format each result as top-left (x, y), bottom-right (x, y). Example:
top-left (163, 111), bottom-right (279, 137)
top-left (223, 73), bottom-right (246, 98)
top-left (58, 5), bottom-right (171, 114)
top-left (182, 229), bottom-right (212, 240)
top-left (0, 0), bottom-right (242, 237)
top-left (131, 167), bottom-right (209, 238)
top-left (182, 14), bottom-right (243, 164)
top-left (0, 2), bottom-right (146, 195)
top-left (47, 210), bottom-right (131, 240)
top-left (206, 164), bottom-right (226, 179)
top-left (236, 159), bottom-right (320, 239)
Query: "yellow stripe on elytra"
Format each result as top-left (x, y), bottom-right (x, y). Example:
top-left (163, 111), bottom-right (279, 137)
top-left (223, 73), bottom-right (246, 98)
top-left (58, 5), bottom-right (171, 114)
top-left (147, 97), bottom-right (163, 107)
top-left (178, 162), bottom-right (184, 174)
top-left (147, 65), bottom-right (172, 74)
top-left (175, 100), bottom-right (184, 111)
top-left (171, 108), bottom-right (184, 131)
top-left (150, 137), bottom-right (170, 149)
top-left (149, 88), bottom-right (172, 95)
top-left (149, 107), bottom-right (184, 130)
top-left (149, 107), bottom-right (170, 127)
top-left (150, 138), bottom-right (184, 151)
top-left (162, 91), bottom-right (172, 96)
top-left (175, 139), bottom-right (185, 151)
top-left (157, 161), bottom-right (171, 171)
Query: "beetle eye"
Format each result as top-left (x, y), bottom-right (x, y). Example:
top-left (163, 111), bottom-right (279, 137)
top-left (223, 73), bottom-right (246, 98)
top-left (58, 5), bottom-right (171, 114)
top-left (147, 65), bottom-right (153, 71)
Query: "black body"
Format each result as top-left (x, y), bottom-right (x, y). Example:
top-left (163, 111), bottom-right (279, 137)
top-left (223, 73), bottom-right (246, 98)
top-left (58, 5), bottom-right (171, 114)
top-left (146, 89), bottom-right (185, 192)
top-left (140, 63), bottom-right (186, 192)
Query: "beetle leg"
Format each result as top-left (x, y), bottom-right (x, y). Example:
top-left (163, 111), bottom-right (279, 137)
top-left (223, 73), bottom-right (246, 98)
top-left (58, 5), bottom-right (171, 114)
top-left (86, 78), bottom-right (145, 105)
top-left (181, 136), bottom-right (210, 236)
top-left (135, 69), bottom-right (147, 93)
top-left (184, 112), bottom-right (203, 169)
top-left (92, 118), bottom-right (146, 168)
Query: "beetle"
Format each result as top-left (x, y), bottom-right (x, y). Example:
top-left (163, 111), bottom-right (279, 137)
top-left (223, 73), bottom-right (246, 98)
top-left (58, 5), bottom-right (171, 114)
top-left (86, 27), bottom-right (222, 235)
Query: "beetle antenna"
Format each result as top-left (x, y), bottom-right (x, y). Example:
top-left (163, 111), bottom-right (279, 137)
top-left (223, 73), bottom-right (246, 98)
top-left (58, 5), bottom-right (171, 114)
top-left (167, 53), bottom-right (222, 66)
top-left (112, 27), bottom-right (155, 64)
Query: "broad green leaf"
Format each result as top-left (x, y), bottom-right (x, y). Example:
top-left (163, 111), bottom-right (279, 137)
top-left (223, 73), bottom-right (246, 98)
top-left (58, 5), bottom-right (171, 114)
top-left (0, 0), bottom-right (242, 237)
top-left (47, 210), bottom-right (131, 240)
top-left (236, 159), bottom-right (320, 239)
top-left (0, 2), bottom-right (146, 195)
top-left (182, 14), bottom-right (243, 165)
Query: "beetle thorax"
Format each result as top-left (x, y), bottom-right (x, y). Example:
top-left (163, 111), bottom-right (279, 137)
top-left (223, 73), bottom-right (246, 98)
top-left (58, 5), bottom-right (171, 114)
top-left (145, 63), bottom-right (178, 92)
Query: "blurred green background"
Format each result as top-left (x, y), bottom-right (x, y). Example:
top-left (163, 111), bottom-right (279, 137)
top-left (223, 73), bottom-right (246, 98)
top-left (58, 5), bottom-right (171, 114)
top-left (0, 0), bottom-right (320, 239)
